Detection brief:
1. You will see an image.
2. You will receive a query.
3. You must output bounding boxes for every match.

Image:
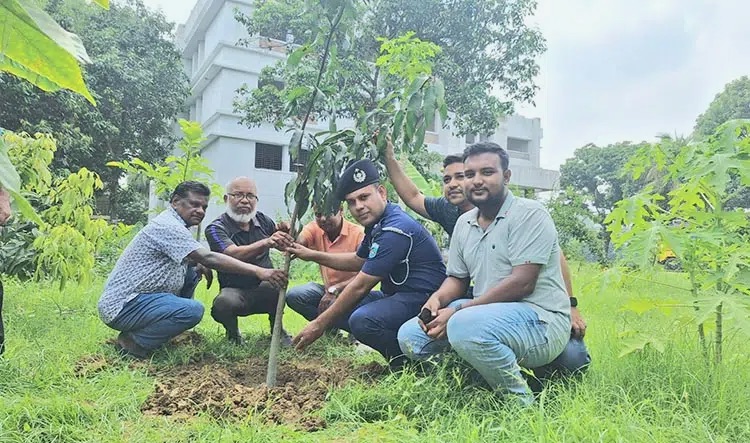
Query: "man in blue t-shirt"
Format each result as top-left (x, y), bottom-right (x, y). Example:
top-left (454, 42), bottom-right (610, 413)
top-left (384, 139), bottom-right (590, 378)
top-left (288, 159), bottom-right (446, 367)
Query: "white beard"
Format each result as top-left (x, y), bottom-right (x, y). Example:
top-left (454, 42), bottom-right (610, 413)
top-left (227, 207), bottom-right (256, 224)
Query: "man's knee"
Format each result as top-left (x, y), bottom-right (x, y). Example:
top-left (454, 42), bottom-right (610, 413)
top-left (286, 284), bottom-right (310, 309)
top-left (183, 300), bottom-right (205, 327)
top-left (210, 292), bottom-right (236, 322)
top-left (551, 338), bottom-right (591, 374)
top-left (348, 306), bottom-right (377, 338)
top-left (397, 317), bottom-right (426, 359)
top-left (445, 311), bottom-right (479, 350)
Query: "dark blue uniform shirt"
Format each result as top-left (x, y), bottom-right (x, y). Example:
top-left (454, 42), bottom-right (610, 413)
top-left (356, 203), bottom-right (446, 295)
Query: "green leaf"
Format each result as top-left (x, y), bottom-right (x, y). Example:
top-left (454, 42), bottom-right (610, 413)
top-left (0, 0), bottom-right (95, 104)
top-left (7, 188), bottom-right (43, 225)
top-left (400, 157), bottom-right (436, 197)
top-left (423, 83), bottom-right (437, 127)
top-left (392, 109), bottom-right (405, 142)
top-left (619, 335), bottom-right (666, 358)
top-left (287, 45), bottom-right (308, 68)
top-left (91, 0), bottom-right (109, 8)
top-left (434, 78), bottom-right (447, 123)
top-left (289, 130), bottom-right (303, 160)
top-left (0, 142), bottom-right (21, 193)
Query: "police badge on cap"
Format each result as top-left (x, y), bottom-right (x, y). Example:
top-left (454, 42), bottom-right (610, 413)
top-left (336, 159), bottom-right (380, 200)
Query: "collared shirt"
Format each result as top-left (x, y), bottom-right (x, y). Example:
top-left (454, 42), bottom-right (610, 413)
top-left (205, 212), bottom-right (276, 289)
top-left (356, 203), bottom-right (446, 295)
top-left (98, 207), bottom-right (203, 324)
top-left (424, 196), bottom-right (461, 236)
top-left (447, 191), bottom-right (570, 325)
top-left (299, 219), bottom-right (365, 287)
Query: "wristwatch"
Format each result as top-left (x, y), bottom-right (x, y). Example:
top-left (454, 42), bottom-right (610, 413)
top-left (569, 296), bottom-right (578, 308)
top-left (327, 286), bottom-right (340, 296)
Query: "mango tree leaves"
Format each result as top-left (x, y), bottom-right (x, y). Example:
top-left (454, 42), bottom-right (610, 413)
top-left (0, 0), bottom-right (95, 103)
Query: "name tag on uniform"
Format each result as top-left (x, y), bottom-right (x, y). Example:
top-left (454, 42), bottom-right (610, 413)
top-left (368, 242), bottom-right (380, 258)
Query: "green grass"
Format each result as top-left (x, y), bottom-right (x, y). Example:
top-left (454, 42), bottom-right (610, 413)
top-left (1, 264), bottom-right (749, 442)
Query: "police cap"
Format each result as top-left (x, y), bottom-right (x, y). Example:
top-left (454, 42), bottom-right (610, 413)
top-left (336, 159), bottom-right (380, 200)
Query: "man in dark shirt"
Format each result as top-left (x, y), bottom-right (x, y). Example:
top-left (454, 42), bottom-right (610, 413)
top-left (205, 177), bottom-right (295, 345)
top-left (289, 160), bottom-right (446, 367)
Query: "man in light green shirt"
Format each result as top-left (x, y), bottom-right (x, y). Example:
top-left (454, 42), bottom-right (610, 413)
top-left (397, 142), bottom-right (571, 404)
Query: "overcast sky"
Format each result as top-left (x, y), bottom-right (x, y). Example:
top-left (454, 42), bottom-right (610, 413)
top-left (144, 0), bottom-right (750, 170)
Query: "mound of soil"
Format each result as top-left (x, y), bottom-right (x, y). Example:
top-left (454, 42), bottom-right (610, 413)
top-left (141, 358), bottom-right (386, 431)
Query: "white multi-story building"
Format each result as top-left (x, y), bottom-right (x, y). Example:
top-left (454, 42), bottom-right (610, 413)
top-left (175, 0), bottom-right (559, 222)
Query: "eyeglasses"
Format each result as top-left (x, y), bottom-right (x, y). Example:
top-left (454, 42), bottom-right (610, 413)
top-left (227, 192), bottom-right (258, 202)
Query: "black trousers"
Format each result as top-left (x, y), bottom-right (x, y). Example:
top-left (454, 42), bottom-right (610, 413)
top-left (210, 282), bottom-right (280, 334)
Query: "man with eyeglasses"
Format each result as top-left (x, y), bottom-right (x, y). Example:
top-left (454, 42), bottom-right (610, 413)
top-left (205, 176), bottom-right (295, 345)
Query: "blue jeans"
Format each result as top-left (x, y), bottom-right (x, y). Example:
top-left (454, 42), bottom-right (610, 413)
top-left (286, 282), bottom-right (327, 323)
top-left (533, 337), bottom-right (591, 378)
top-left (398, 300), bottom-right (569, 402)
top-left (287, 284), bottom-right (428, 363)
top-left (107, 266), bottom-right (203, 350)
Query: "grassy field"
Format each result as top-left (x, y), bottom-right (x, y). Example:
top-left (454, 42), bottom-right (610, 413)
top-left (1, 264), bottom-right (749, 442)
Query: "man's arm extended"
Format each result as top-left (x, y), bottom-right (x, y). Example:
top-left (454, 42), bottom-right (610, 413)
top-left (293, 271), bottom-right (381, 350)
top-left (316, 272), bottom-right (379, 327)
top-left (458, 264), bottom-right (541, 310)
top-left (286, 242), bottom-right (365, 272)
top-left (384, 138), bottom-right (430, 219)
top-left (187, 248), bottom-right (287, 288)
top-left (560, 253), bottom-right (587, 338)
top-left (423, 276), bottom-right (470, 313)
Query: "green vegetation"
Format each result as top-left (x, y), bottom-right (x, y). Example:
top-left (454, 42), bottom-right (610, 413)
top-left (0, 265), bottom-right (748, 442)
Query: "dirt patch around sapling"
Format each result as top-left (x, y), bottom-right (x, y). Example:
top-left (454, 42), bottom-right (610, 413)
top-left (141, 357), bottom-right (387, 431)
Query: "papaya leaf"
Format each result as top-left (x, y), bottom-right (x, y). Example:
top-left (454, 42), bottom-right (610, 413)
top-left (619, 335), bottom-right (666, 358)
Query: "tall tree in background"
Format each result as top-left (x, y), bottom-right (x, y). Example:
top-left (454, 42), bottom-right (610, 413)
top-left (235, 0), bottom-right (545, 136)
top-left (693, 76), bottom-right (750, 208)
top-left (0, 0), bottom-right (188, 221)
top-left (559, 142), bottom-right (643, 256)
top-left (694, 76), bottom-right (750, 138)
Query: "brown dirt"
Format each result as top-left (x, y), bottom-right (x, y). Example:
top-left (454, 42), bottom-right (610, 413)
top-left (141, 358), bottom-right (387, 431)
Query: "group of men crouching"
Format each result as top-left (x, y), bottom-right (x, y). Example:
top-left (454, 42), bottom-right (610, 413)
top-left (97, 140), bottom-right (591, 404)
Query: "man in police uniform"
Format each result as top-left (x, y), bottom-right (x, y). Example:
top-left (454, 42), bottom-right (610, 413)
top-left (288, 159), bottom-right (446, 367)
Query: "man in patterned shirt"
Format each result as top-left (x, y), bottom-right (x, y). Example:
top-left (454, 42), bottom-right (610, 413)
top-left (98, 181), bottom-right (287, 358)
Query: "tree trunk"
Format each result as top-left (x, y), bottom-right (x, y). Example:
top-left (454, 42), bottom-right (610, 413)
top-left (266, 4), bottom-right (346, 387)
top-left (689, 268), bottom-right (708, 359)
top-left (715, 302), bottom-right (723, 364)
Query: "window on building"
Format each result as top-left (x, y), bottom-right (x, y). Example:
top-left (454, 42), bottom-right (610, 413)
top-left (480, 133), bottom-right (492, 142)
top-left (465, 133), bottom-right (476, 144)
top-left (289, 148), bottom-right (311, 172)
top-left (507, 137), bottom-right (530, 153)
top-left (255, 143), bottom-right (283, 170)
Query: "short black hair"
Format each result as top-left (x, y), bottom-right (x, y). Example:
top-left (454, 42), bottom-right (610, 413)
top-left (170, 181), bottom-right (211, 202)
top-left (463, 142), bottom-right (510, 171)
top-left (443, 154), bottom-right (463, 168)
